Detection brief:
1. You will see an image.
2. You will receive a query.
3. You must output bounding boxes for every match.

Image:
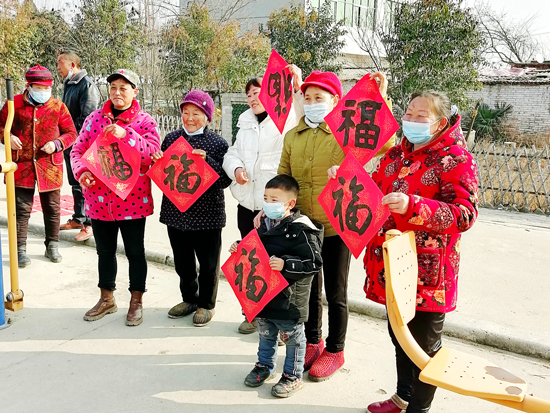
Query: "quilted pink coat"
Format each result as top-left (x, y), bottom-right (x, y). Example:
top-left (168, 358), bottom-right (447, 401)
top-left (71, 99), bottom-right (161, 221)
top-left (363, 116), bottom-right (479, 313)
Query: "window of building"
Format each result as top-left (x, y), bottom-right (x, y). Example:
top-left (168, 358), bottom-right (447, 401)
top-left (311, 0), bottom-right (378, 29)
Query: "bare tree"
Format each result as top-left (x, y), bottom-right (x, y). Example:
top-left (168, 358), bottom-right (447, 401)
top-left (475, 2), bottom-right (543, 65)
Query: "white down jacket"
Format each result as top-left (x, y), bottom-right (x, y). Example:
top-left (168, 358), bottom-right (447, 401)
top-left (223, 103), bottom-right (302, 211)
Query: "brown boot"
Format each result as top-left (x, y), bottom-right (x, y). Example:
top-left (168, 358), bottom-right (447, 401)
top-left (126, 291), bottom-right (143, 326)
top-left (84, 288), bottom-right (117, 321)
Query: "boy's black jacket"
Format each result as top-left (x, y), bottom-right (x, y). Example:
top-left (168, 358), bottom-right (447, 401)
top-left (256, 210), bottom-right (323, 323)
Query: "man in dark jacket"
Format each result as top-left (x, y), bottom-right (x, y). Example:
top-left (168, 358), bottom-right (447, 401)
top-left (57, 51), bottom-right (101, 241)
top-left (231, 175), bottom-right (323, 398)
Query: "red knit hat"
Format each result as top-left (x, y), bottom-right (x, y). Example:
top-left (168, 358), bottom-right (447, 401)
top-left (300, 71), bottom-right (342, 98)
top-left (25, 65), bottom-right (54, 86)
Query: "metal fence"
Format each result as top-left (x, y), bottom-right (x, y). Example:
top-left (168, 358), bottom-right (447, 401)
top-left (155, 114), bottom-right (223, 140)
top-left (471, 142), bottom-right (550, 214)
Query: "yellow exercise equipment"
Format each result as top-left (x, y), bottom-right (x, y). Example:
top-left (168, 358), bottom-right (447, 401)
top-left (382, 229), bottom-right (550, 412)
top-left (2, 78), bottom-right (23, 311)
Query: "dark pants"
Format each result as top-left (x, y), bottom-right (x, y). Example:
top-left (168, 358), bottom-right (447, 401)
top-left (305, 234), bottom-right (351, 353)
top-left (389, 311), bottom-right (445, 413)
top-left (64, 146), bottom-right (91, 226)
top-left (91, 218), bottom-right (147, 292)
top-left (167, 226), bottom-right (222, 310)
top-left (237, 204), bottom-right (261, 238)
top-left (16, 187), bottom-right (60, 246)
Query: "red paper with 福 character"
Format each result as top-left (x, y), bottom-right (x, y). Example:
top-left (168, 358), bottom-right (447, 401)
top-left (80, 131), bottom-right (141, 200)
top-left (222, 229), bottom-right (289, 322)
top-left (318, 153), bottom-right (390, 259)
top-left (147, 136), bottom-right (219, 213)
top-left (258, 49), bottom-right (293, 134)
top-left (324, 75), bottom-right (399, 166)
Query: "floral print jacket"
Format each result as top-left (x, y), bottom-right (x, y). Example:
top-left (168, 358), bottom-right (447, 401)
top-left (363, 116), bottom-right (479, 313)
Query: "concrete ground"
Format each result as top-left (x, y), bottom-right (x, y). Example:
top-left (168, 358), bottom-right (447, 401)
top-left (1, 232), bottom-right (549, 413)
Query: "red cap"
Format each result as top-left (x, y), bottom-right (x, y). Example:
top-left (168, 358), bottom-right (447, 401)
top-left (300, 71), bottom-right (342, 98)
top-left (25, 65), bottom-right (54, 87)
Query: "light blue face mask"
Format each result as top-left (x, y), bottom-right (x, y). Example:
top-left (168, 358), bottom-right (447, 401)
top-left (29, 87), bottom-right (51, 104)
top-left (304, 102), bottom-right (331, 124)
top-left (402, 119), bottom-right (441, 145)
top-left (263, 201), bottom-right (287, 220)
top-left (183, 125), bottom-right (205, 136)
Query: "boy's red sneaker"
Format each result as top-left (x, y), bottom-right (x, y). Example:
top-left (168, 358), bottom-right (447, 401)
top-left (304, 339), bottom-right (324, 371)
top-left (367, 395), bottom-right (408, 413)
top-left (308, 348), bottom-right (344, 381)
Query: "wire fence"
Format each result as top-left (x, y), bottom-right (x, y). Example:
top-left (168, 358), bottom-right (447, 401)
top-left (155, 114), bottom-right (223, 140)
top-left (471, 141), bottom-right (550, 214)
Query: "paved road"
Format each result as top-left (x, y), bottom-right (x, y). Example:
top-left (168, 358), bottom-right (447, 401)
top-left (1, 233), bottom-right (549, 412)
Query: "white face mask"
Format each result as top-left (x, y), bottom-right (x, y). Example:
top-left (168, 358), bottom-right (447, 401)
top-left (28, 87), bottom-right (51, 104)
top-left (304, 102), bottom-right (331, 124)
top-left (65, 69), bottom-right (74, 80)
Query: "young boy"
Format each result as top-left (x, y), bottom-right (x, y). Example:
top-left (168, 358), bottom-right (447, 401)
top-left (230, 174), bottom-right (323, 398)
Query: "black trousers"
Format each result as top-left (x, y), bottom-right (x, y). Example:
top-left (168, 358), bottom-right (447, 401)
top-left (15, 187), bottom-right (60, 246)
top-left (305, 234), bottom-right (351, 353)
top-left (91, 218), bottom-right (147, 292)
top-left (389, 311), bottom-right (445, 413)
top-left (237, 204), bottom-right (261, 238)
top-left (64, 146), bottom-right (91, 226)
top-left (167, 226), bottom-right (222, 310)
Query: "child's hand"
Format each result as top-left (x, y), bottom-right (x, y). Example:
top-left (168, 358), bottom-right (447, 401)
top-left (151, 150), bottom-right (163, 162)
top-left (229, 241), bottom-right (239, 254)
top-left (269, 256), bottom-right (284, 271)
top-left (253, 210), bottom-right (264, 229)
top-left (327, 165), bottom-right (340, 179)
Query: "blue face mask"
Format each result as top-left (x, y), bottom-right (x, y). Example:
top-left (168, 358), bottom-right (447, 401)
top-left (183, 125), bottom-right (205, 136)
top-left (29, 87), bottom-right (51, 104)
top-left (402, 119), bottom-right (441, 145)
top-left (304, 102), bottom-right (331, 124)
top-left (263, 201), bottom-right (287, 220)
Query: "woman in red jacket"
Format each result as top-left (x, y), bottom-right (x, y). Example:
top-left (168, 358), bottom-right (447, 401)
top-left (0, 65), bottom-right (77, 267)
top-left (330, 91), bottom-right (478, 413)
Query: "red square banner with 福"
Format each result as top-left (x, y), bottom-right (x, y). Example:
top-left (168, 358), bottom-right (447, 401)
top-left (258, 49), bottom-right (293, 134)
top-left (81, 131), bottom-right (141, 200)
top-left (324, 75), bottom-right (399, 166)
top-left (147, 136), bottom-right (219, 213)
top-left (318, 153), bottom-right (390, 259)
top-left (222, 230), bottom-right (289, 323)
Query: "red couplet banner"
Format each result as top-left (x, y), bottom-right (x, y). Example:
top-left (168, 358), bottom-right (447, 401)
top-left (318, 153), bottom-right (390, 259)
top-left (324, 74), bottom-right (399, 166)
top-left (81, 131), bottom-right (141, 200)
top-left (258, 49), bottom-right (293, 134)
top-left (222, 230), bottom-right (289, 323)
top-left (147, 136), bottom-right (219, 213)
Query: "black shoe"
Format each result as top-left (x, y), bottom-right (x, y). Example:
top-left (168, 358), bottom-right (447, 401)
top-left (18, 245), bottom-right (31, 268)
top-left (244, 363), bottom-right (275, 387)
top-left (45, 241), bottom-right (62, 263)
top-left (271, 373), bottom-right (303, 398)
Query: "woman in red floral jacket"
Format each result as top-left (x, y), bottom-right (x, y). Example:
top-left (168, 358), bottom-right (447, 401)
top-left (0, 65), bottom-right (77, 267)
top-left (328, 91), bottom-right (478, 413)
top-left (365, 92), bottom-right (478, 413)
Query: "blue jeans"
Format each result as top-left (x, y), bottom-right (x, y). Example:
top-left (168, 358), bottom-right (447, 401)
top-left (257, 318), bottom-right (306, 378)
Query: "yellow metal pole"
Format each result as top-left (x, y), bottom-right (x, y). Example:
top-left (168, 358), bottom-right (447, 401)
top-left (3, 78), bottom-right (23, 311)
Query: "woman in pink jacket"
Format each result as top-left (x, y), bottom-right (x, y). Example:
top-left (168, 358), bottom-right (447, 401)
top-left (71, 69), bottom-right (161, 327)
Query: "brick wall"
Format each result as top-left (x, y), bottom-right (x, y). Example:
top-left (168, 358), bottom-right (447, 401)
top-left (467, 83), bottom-right (550, 136)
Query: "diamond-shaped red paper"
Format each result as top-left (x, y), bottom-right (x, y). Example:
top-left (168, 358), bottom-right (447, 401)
top-left (147, 136), bottom-right (219, 213)
top-left (222, 229), bottom-right (289, 323)
top-left (318, 153), bottom-right (390, 259)
top-left (81, 131), bottom-right (141, 200)
top-left (258, 49), bottom-right (293, 134)
top-left (324, 75), bottom-right (399, 166)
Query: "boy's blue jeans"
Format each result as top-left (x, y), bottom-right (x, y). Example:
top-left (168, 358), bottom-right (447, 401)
top-left (257, 318), bottom-right (306, 378)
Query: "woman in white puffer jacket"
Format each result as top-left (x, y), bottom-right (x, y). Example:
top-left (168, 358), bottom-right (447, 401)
top-left (223, 71), bottom-right (303, 238)
top-left (223, 71), bottom-right (303, 334)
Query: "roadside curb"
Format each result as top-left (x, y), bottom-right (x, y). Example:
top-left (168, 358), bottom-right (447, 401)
top-left (5, 216), bottom-right (550, 362)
